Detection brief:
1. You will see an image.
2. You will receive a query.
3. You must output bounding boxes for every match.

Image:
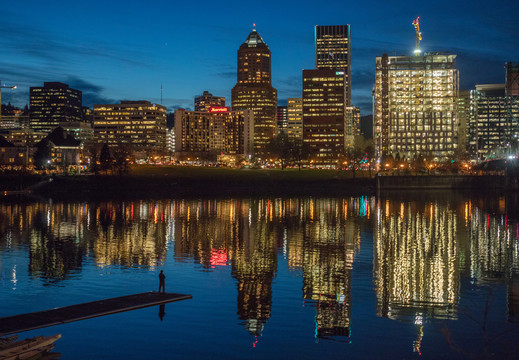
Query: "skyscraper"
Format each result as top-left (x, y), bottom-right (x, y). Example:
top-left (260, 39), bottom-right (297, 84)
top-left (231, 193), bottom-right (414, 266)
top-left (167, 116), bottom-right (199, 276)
top-left (303, 69), bottom-right (349, 165)
top-left (303, 25), bottom-right (352, 166)
top-left (374, 53), bottom-right (458, 161)
top-left (231, 28), bottom-right (277, 159)
top-left (315, 25), bottom-right (351, 102)
top-left (468, 84), bottom-right (519, 159)
top-left (30, 82), bottom-right (82, 133)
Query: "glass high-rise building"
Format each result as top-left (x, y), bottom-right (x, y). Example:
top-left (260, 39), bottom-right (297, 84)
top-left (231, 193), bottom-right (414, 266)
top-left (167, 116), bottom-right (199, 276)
top-left (468, 84), bottom-right (519, 159)
top-left (315, 25), bottom-right (351, 103)
top-left (374, 53), bottom-right (458, 161)
top-left (30, 82), bottom-right (82, 133)
top-left (303, 25), bottom-right (352, 167)
top-left (231, 28), bottom-right (277, 159)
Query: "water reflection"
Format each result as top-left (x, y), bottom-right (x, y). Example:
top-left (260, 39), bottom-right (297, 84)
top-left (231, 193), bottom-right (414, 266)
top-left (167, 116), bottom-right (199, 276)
top-left (374, 199), bottom-right (459, 321)
top-left (301, 198), bottom-right (361, 340)
top-left (1, 195), bottom-right (519, 344)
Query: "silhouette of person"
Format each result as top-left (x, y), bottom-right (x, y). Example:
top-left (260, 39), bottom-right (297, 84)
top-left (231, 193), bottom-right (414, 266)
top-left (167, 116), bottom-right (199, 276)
top-left (158, 270), bottom-right (166, 293)
top-left (158, 304), bottom-right (166, 321)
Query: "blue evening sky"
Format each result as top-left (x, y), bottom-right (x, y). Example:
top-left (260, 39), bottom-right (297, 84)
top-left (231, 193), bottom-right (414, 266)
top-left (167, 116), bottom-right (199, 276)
top-left (1, 0), bottom-right (518, 114)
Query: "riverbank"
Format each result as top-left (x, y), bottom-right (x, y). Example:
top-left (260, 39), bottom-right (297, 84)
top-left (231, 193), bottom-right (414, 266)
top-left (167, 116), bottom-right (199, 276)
top-left (0, 165), bottom-right (513, 201)
top-left (0, 166), bottom-right (376, 200)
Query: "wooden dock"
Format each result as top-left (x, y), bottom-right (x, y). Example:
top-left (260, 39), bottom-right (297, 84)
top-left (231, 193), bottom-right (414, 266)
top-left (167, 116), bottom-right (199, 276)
top-left (0, 292), bottom-right (192, 337)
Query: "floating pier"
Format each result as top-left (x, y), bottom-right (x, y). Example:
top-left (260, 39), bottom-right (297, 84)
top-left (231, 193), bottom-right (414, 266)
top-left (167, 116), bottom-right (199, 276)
top-left (0, 292), bottom-right (192, 336)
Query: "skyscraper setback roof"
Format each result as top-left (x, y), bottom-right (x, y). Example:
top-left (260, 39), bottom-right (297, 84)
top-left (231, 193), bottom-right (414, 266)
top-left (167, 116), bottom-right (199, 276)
top-left (243, 29), bottom-right (267, 48)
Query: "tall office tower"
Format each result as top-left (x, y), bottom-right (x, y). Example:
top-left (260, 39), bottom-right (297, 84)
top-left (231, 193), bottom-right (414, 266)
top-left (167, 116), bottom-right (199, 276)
top-left (93, 101), bottom-right (167, 150)
top-left (303, 25), bottom-right (352, 167)
top-left (194, 91), bottom-right (225, 112)
top-left (231, 28), bottom-right (277, 159)
top-left (277, 106), bottom-right (287, 133)
top-left (374, 53), bottom-right (458, 161)
top-left (315, 25), bottom-right (351, 103)
top-left (468, 84), bottom-right (519, 159)
top-left (457, 90), bottom-right (470, 153)
top-left (345, 106), bottom-right (360, 146)
top-left (303, 69), bottom-right (349, 166)
top-left (286, 98), bottom-right (303, 140)
top-left (30, 82), bottom-right (82, 133)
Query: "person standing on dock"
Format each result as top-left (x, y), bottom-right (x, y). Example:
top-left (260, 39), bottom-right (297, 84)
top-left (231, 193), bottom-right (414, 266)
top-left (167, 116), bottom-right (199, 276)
top-left (158, 270), bottom-right (166, 293)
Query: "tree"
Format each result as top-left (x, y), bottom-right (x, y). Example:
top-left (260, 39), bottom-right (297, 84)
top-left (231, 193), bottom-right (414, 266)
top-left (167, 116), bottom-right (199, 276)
top-left (411, 153), bottom-right (427, 173)
top-left (364, 142), bottom-right (376, 178)
top-left (87, 145), bottom-right (100, 175)
top-left (345, 136), bottom-right (366, 179)
top-left (112, 145), bottom-right (132, 175)
top-left (267, 131), bottom-right (292, 169)
top-left (291, 138), bottom-right (310, 171)
top-left (99, 143), bottom-right (113, 174)
top-left (33, 140), bottom-right (52, 170)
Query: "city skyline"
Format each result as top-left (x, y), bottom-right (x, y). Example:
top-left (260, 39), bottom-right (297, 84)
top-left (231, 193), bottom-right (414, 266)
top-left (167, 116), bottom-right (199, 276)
top-left (1, 0), bottom-right (518, 115)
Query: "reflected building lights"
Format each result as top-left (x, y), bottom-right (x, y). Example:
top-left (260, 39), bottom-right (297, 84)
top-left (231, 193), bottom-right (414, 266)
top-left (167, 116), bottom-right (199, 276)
top-left (374, 200), bottom-right (459, 321)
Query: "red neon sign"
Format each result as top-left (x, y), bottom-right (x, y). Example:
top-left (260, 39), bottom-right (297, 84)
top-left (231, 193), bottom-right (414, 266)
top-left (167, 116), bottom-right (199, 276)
top-left (209, 106), bottom-right (229, 113)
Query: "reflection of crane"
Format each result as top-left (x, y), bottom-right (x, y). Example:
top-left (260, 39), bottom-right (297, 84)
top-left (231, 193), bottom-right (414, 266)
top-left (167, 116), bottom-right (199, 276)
top-left (412, 17), bottom-right (422, 55)
top-left (0, 80), bottom-right (17, 126)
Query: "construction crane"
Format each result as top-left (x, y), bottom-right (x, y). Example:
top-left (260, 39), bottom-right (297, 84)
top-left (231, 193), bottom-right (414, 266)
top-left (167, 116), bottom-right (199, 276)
top-left (412, 17), bottom-right (422, 55)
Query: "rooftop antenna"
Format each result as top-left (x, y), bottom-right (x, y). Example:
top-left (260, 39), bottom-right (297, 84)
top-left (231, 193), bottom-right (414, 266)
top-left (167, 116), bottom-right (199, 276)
top-left (160, 83), bottom-right (163, 105)
top-left (253, 23), bottom-right (256, 31)
top-left (412, 17), bottom-right (422, 55)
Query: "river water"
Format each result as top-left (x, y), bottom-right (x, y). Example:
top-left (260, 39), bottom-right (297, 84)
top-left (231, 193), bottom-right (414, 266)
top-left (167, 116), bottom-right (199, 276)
top-left (1, 193), bottom-right (519, 359)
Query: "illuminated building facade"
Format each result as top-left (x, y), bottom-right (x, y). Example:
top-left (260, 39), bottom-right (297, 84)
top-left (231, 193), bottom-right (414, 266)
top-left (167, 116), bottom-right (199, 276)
top-left (59, 121), bottom-right (94, 147)
top-left (30, 82), bottom-right (82, 134)
top-left (93, 101), bottom-right (167, 151)
top-left (174, 107), bottom-right (253, 158)
top-left (0, 136), bottom-right (32, 167)
top-left (0, 113), bottom-right (29, 129)
top-left (374, 53), bottom-right (458, 161)
top-left (231, 28), bottom-right (277, 159)
top-left (276, 106), bottom-right (287, 133)
top-left (468, 84), bottom-right (511, 159)
top-left (457, 90), bottom-right (470, 152)
top-left (303, 69), bottom-right (349, 165)
top-left (0, 128), bottom-right (46, 147)
top-left (286, 98), bottom-right (303, 140)
top-left (36, 126), bottom-right (82, 169)
top-left (194, 91), bottom-right (225, 112)
top-left (345, 106), bottom-right (360, 147)
top-left (315, 25), bottom-right (351, 102)
top-left (167, 127), bottom-right (175, 155)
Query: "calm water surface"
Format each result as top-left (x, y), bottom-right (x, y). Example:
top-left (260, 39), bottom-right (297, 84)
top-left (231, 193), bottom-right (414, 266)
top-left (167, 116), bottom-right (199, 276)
top-left (1, 193), bottom-right (519, 359)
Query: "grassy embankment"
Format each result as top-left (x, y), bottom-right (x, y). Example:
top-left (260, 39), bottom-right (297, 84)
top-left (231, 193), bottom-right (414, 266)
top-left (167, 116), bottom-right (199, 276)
top-left (0, 165), bottom-right (375, 199)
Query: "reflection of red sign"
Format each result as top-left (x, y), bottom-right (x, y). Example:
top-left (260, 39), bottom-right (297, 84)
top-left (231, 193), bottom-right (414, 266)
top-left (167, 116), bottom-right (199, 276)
top-left (210, 248), bottom-right (228, 267)
top-left (209, 106), bottom-right (229, 113)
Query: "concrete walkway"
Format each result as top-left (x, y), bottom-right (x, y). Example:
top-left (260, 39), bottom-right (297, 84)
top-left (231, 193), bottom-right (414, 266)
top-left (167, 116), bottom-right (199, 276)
top-left (0, 292), bottom-right (192, 336)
